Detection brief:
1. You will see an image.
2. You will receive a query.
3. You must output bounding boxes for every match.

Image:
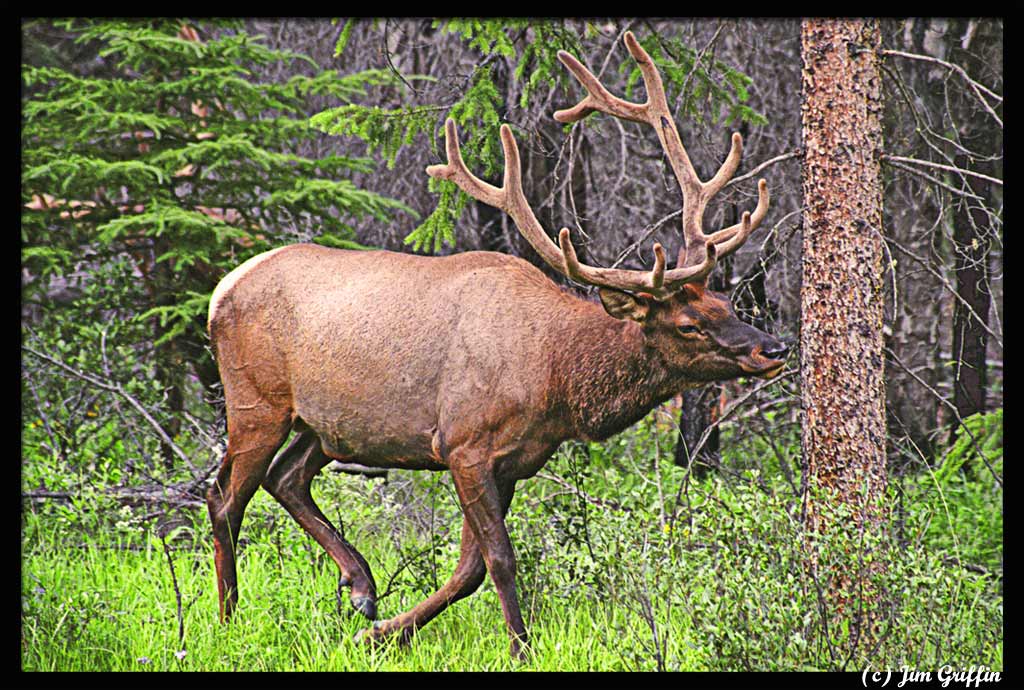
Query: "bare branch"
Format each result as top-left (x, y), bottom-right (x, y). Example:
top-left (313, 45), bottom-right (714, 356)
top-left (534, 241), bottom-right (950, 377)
top-left (536, 471), bottom-right (630, 513)
top-left (881, 48), bottom-right (1003, 127)
top-left (724, 150), bottom-right (801, 189)
top-left (22, 344), bottom-right (197, 472)
top-left (883, 154), bottom-right (1003, 188)
top-left (883, 159), bottom-right (984, 201)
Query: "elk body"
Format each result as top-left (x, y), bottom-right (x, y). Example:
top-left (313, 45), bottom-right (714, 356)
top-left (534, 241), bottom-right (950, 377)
top-left (206, 32), bottom-right (787, 659)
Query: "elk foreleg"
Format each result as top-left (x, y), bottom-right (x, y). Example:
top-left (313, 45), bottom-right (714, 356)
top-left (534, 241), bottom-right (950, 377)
top-left (355, 479), bottom-right (515, 648)
top-left (456, 473), bottom-right (527, 659)
top-left (433, 454), bottom-right (528, 659)
top-left (262, 430), bottom-right (378, 620)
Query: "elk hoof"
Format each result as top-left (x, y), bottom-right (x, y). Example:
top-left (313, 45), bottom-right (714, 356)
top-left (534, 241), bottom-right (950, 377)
top-left (351, 594), bottom-right (378, 621)
top-left (354, 627), bottom-right (372, 647)
top-left (355, 619), bottom-right (413, 648)
top-left (355, 620), bottom-right (387, 647)
top-left (510, 637), bottom-right (531, 662)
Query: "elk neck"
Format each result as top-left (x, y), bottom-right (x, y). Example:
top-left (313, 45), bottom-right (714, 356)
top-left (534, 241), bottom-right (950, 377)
top-left (550, 296), bottom-right (680, 442)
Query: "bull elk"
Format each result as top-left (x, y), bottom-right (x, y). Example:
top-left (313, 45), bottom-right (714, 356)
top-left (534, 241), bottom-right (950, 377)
top-left (206, 31), bottom-right (786, 659)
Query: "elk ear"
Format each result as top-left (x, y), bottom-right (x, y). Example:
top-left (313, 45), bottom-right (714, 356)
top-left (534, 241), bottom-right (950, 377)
top-left (598, 287), bottom-right (651, 322)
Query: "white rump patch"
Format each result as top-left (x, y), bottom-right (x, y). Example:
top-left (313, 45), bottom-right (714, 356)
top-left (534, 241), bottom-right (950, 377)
top-left (208, 245), bottom-right (293, 327)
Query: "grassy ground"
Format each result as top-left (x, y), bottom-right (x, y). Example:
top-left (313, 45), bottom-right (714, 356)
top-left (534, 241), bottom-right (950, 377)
top-left (21, 413), bottom-right (1003, 672)
top-left (21, 476), bottom-right (705, 671)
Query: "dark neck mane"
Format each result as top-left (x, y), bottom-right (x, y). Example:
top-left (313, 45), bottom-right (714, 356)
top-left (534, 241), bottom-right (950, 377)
top-left (551, 298), bottom-right (681, 442)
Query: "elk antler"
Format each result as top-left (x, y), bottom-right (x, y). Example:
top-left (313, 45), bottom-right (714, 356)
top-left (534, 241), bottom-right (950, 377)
top-left (426, 119), bottom-right (717, 298)
top-left (554, 31), bottom-right (770, 269)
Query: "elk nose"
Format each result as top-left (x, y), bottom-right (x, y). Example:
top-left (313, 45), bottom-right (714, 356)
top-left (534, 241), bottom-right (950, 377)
top-left (762, 341), bottom-right (790, 361)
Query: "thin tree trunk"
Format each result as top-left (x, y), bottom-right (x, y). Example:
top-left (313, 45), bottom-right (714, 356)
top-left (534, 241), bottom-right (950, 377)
top-left (675, 385), bottom-right (720, 476)
top-left (950, 180), bottom-right (991, 425)
top-left (800, 18), bottom-right (888, 667)
top-left (946, 19), bottom-right (996, 465)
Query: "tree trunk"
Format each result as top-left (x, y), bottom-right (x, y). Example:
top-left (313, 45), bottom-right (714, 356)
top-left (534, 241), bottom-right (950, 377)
top-left (675, 385), bottom-right (720, 477)
top-left (946, 19), bottom-right (997, 463)
top-left (800, 18), bottom-right (888, 666)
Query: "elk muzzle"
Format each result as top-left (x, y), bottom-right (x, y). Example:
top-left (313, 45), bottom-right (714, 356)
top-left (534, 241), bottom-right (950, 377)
top-left (726, 322), bottom-right (789, 379)
top-left (741, 338), bottom-right (789, 379)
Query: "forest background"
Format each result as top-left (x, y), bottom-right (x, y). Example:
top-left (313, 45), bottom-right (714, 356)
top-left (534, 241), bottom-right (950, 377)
top-left (21, 18), bottom-right (1002, 671)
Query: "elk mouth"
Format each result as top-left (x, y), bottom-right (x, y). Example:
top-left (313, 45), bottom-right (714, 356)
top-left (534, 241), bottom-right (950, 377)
top-left (756, 362), bottom-right (786, 380)
top-left (738, 352), bottom-right (787, 380)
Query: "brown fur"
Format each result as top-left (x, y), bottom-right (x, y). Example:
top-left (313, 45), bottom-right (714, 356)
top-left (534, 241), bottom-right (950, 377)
top-left (206, 242), bottom-right (785, 657)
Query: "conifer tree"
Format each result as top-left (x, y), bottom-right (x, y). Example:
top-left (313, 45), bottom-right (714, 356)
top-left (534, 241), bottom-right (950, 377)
top-left (22, 18), bottom-right (412, 466)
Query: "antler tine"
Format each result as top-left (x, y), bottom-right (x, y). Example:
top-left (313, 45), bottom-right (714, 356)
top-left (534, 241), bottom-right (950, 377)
top-left (553, 33), bottom-right (702, 199)
top-left (426, 118), bottom-right (716, 298)
top-left (425, 119), bottom-right (504, 209)
top-left (704, 132), bottom-right (744, 198)
top-left (554, 31), bottom-right (770, 279)
top-left (555, 229), bottom-right (709, 294)
top-left (552, 51), bottom-right (648, 125)
top-left (622, 31), bottom-right (703, 198)
top-left (496, 125), bottom-right (719, 295)
top-left (703, 179), bottom-right (770, 260)
top-left (650, 242), bottom-right (666, 289)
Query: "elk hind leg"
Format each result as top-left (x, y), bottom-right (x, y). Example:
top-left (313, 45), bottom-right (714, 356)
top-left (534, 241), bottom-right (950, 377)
top-left (208, 408), bottom-right (292, 622)
top-left (263, 429), bottom-right (378, 620)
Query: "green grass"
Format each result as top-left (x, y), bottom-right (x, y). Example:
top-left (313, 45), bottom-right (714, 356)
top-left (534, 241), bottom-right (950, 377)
top-left (20, 495), bottom-right (702, 671)
top-left (21, 412), bottom-right (1003, 671)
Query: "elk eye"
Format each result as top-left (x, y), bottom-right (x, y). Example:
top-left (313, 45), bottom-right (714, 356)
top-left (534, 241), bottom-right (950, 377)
top-left (677, 324), bottom-right (701, 335)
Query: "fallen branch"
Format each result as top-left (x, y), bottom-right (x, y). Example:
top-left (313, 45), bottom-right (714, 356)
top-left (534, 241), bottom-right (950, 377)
top-left (21, 484), bottom-right (205, 509)
top-left (941, 556), bottom-right (1001, 579)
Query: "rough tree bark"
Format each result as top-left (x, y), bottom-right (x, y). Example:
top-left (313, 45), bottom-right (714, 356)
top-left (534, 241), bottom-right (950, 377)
top-left (800, 18), bottom-right (888, 664)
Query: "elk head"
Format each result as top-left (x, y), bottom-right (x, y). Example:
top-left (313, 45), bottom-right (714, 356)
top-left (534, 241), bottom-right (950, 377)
top-left (428, 31), bottom-right (787, 386)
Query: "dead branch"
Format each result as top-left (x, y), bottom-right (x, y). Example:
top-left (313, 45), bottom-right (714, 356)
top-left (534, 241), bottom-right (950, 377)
top-left (881, 48), bottom-right (1003, 127)
top-left (22, 343), bottom-right (198, 472)
top-left (882, 154), bottom-right (1002, 187)
top-left (536, 471), bottom-right (630, 513)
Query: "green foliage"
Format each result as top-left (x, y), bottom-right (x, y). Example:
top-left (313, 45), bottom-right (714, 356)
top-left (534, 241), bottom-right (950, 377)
top-left (310, 40), bottom-right (507, 253)
top-left (333, 19), bottom-right (355, 58)
top-left (903, 409), bottom-right (1003, 575)
top-left (22, 18), bottom-right (413, 386)
top-left (139, 291), bottom-right (211, 346)
top-left (937, 409), bottom-right (1002, 483)
top-left (439, 19), bottom-right (585, 108)
top-left (404, 19), bottom-right (584, 253)
top-left (21, 404), bottom-right (1002, 670)
top-left (403, 181), bottom-right (468, 254)
top-left (309, 102), bottom-right (441, 170)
